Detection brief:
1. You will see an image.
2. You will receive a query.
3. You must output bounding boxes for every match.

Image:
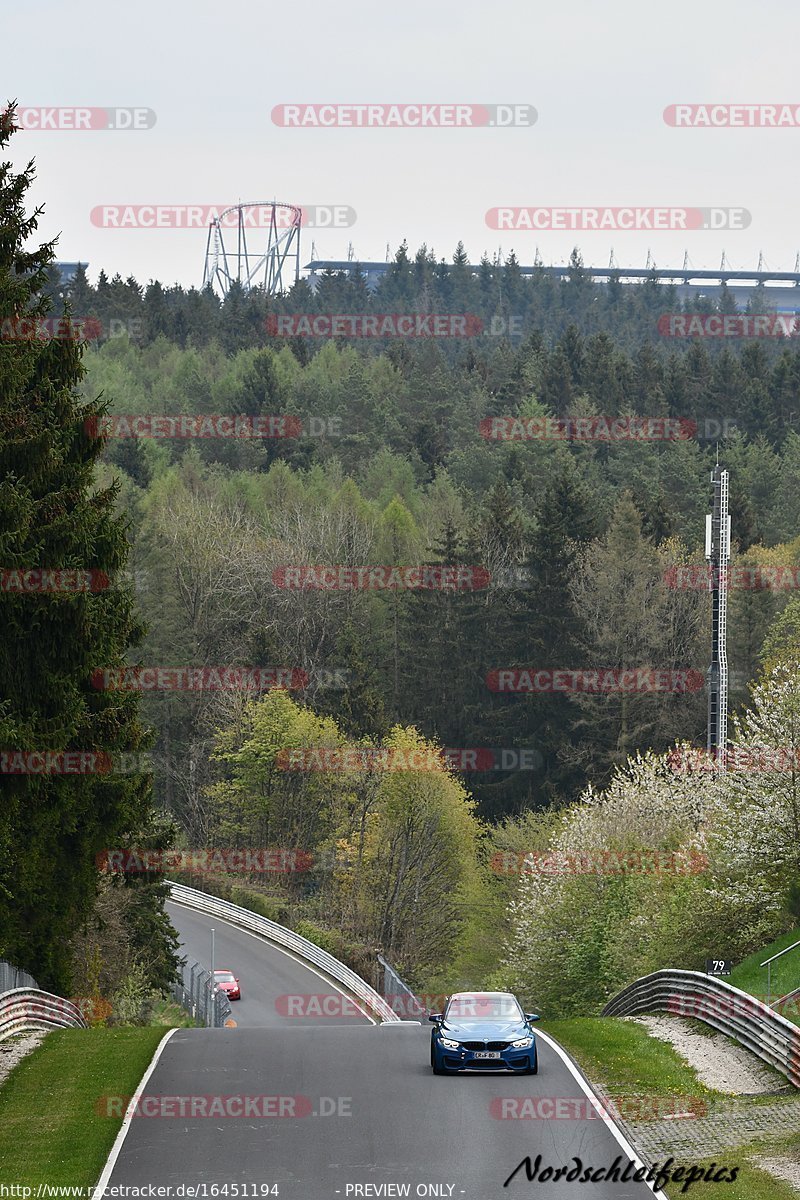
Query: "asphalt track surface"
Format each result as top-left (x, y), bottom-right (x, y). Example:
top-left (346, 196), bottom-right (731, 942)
top-left (102, 902), bottom-right (670, 1199)
top-left (166, 900), bottom-right (371, 1027)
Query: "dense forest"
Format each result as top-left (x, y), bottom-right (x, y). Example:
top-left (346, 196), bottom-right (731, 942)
top-left (68, 251), bottom-right (800, 999)
top-left (5, 106), bottom-right (800, 1007)
top-left (68, 259), bottom-right (800, 823)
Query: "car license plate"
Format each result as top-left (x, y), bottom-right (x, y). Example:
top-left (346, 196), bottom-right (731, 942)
top-left (474, 1051), bottom-right (501, 1059)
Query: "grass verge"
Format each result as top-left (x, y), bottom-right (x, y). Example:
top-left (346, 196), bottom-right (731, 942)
top-left (150, 998), bottom-right (199, 1027)
top-left (544, 1017), bottom-right (800, 1199)
top-left (729, 928), bottom-right (800, 1024)
top-left (658, 1158), bottom-right (800, 1200)
top-left (0, 1027), bottom-right (168, 1186)
top-left (542, 1017), bottom-right (713, 1099)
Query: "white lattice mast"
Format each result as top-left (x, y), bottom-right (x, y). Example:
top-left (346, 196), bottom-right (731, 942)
top-left (705, 463), bottom-right (730, 761)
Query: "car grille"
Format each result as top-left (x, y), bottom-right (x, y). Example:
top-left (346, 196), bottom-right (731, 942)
top-left (462, 1041), bottom-right (510, 1051)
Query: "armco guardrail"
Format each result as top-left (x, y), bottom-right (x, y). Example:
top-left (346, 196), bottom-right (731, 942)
top-left (0, 988), bottom-right (88, 1042)
top-left (603, 969), bottom-right (800, 1087)
top-left (168, 882), bottom-right (400, 1022)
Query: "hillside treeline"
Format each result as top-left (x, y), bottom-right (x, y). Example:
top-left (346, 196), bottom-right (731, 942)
top-left (83, 323), bottom-right (800, 826)
top-left (5, 90), bottom-right (799, 1003)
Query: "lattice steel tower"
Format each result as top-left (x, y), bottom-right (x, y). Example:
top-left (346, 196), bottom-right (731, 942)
top-left (705, 464), bottom-right (730, 760)
top-left (202, 202), bottom-right (301, 297)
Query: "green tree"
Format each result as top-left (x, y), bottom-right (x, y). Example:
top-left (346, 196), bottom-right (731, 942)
top-left (478, 460), bottom-right (596, 815)
top-left (0, 107), bottom-right (153, 988)
top-left (375, 496), bottom-right (423, 707)
top-left (337, 724), bottom-right (484, 979)
top-left (569, 494), bottom-right (706, 786)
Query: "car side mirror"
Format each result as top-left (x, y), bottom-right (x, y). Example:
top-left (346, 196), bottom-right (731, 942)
top-left (525, 1013), bottom-right (540, 1022)
top-left (428, 1014), bottom-right (442, 1023)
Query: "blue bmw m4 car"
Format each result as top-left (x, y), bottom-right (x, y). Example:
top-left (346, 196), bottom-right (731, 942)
top-left (429, 991), bottom-right (539, 1075)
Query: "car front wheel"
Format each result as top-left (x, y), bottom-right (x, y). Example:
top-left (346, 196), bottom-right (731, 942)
top-left (431, 1044), bottom-right (447, 1075)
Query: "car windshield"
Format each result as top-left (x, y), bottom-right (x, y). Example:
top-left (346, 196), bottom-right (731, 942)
top-left (215, 972), bottom-right (236, 982)
top-left (445, 995), bottom-right (522, 1022)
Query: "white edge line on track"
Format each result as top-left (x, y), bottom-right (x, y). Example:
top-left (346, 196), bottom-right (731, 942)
top-left (535, 1029), bottom-right (669, 1199)
top-left (94, 1026), bottom-right (178, 1199)
top-left (167, 899), bottom-right (378, 1025)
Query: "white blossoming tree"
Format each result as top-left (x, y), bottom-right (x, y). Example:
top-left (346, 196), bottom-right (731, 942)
top-left (501, 643), bottom-right (800, 1015)
top-left (501, 750), bottom-right (714, 1015)
top-left (702, 663), bottom-right (800, 937)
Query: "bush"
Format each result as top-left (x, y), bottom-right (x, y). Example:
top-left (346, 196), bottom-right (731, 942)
top-left (109, 959), bottom-right (158, 1026)
top-left (230, 888), bottom-right (290, 924)
top-left (293, 919), bottom-right (376, 984)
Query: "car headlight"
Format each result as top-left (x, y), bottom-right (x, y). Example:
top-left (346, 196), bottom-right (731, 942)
top-left (439, 1037), bottom-right (460, 1049)
top-left (511, 1037), bottom-right (533, 1049)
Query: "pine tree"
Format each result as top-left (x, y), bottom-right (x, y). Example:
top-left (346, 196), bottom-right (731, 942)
top-left (319, 617), bottom-right (389, 739)
top-left (0, 109), bottom-right (153, 988)
top-left (66, 263), bottom-right (94, 315)
top-left (142, 280), bottom-right (171, 341)
top-left (500, 461), bottom-right (597, 811)
top-left (397, 519), bottom-right (474, 745)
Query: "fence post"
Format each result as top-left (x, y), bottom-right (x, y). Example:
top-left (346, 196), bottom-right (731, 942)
top-left (376, 953), bottom-right (426, 1019)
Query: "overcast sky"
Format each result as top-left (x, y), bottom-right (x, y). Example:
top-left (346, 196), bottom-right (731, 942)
top-left (4, 0), bottom-right (799, 289)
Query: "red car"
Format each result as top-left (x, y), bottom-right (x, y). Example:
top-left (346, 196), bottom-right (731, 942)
top-left (213, 969), bottom-right (241, 1000)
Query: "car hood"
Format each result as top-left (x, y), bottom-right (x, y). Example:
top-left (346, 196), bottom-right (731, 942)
top-left (216, 981), bottom-right (238, 990)
top-left (439, 1020), bottom-right (531, 1040)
